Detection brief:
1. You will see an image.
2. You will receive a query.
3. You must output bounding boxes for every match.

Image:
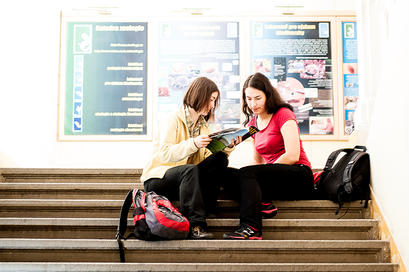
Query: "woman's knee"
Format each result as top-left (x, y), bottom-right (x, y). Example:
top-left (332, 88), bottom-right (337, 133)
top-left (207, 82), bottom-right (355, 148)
top-left (214, 151), bottom-right (228, 168)
top-left (238, 165), bottom-right (258, 178)
top-left (181, 164), bottom-right (200, 183)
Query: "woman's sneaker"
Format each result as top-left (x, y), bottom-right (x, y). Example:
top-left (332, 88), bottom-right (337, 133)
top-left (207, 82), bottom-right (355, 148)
top-left (260, 202), bottom-right (278, 218)
top-left (189, 225), bottom-right (214, 239)
top-left (223, 224), bottom-right (262, 240)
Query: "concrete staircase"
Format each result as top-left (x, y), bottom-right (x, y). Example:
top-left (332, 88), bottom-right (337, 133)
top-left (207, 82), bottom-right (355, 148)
top-left (0, 168), bottom-right (400, 271)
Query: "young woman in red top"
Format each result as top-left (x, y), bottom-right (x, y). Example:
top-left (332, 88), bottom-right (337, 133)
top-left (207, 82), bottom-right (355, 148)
top-left (224, 72), bottom-right (314, 240)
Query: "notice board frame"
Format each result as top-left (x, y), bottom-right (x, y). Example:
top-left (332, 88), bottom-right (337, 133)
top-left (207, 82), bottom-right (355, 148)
top-left (57, 11), bottom-right (152, 142)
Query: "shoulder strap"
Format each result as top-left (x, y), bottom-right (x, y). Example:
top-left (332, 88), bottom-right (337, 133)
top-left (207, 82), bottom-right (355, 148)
top-left (344, 149), bottom-right (370, 210)
top-left (116, 189), bottom-right (134, 239)
top-left (354, 145), bottom-right (367, 152)
top-left (323, 146), bottom-right (366, 171)
top-left (342, 151), bottom-right (368, 193)
top-left (116, 189), bottom-right (134, 263)
top-left (323, 148), bottom-right (355, 171)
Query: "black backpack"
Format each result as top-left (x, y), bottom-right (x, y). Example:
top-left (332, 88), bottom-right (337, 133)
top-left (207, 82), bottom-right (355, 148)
top-left (316, 145), bottom-right (370, 214)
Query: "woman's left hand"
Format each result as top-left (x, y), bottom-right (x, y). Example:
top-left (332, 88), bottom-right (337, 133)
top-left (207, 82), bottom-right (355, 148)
top-left (194, 135), bottom-right (212, 148)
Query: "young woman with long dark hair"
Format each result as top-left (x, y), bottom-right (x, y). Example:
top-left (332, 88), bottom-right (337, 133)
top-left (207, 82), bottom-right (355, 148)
top-left (224, 73), bottom-right (314, 240)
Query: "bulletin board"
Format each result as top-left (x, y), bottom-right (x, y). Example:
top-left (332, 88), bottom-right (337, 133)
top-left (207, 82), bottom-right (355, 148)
top-left (57, 12), bottom-right (151, 141)
top-left (155, 21), bottom-right (241, 131)
top-left (57, 10), bottom-right (356, 141)
top-left (248, 20), bottom-right (336, 138)
top-left (339, 19), bottom-right (358, 136)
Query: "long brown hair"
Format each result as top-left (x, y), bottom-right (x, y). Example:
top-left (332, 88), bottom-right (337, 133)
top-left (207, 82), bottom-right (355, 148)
top-left (242, 73), bottom-right (293, 126)
top-left (183, 77), bottom-right (220, 121)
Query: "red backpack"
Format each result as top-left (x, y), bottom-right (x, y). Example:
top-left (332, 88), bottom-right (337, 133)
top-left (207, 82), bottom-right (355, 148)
top-left (116, 189), bottom-right (190, 262)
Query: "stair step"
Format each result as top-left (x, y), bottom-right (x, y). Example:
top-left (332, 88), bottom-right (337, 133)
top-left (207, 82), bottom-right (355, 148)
top-left (0, 218), bottom-right (379, 240)
top-left (0, 168), bottom-right (399, 270)
top-left (0, 239), bottom-right (390, 263)
top-left (0, 183), bottom-right (139, 199)
top-left (0, 168), bottom-right (141, 183)
top-left (0, 262), bottom-right (400, 272)
top-left (0, 199), bottom-right (370, 219)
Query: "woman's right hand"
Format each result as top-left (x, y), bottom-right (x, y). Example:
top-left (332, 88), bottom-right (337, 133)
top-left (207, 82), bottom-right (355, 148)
top-left (194, 135), bottom-right (212, 148)
top-left (228, 136), bottom-right (242, 148)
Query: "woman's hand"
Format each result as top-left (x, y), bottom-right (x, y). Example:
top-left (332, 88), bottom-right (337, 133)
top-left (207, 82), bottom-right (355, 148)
top-left (194, 135), bottom-right (212, 148)
top-left (228, 136), bottom-right (243, 148)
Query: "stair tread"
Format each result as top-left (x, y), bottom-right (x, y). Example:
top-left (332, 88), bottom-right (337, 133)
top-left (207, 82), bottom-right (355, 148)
top-left (0, 238), bottom-right (389, 249)
top-left (0, 217), bottom-right (378, 227)
top-left (0, 262), bottom-right (400, 272)
top-left (0, 199), bottom-right (371, 219)
top-left (0, 183), bottom-right (137, 189)
top-left (0, 238), bottom-right (390, 263)
top-left (0, 218), bottom-right (379, 240)
top-left (0, 168), bottom-right (142, 175)
top-left (0, 199), bottom-right (368, 207)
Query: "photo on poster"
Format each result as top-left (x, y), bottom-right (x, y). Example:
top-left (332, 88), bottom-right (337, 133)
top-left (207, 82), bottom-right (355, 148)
top-left (344, 23), bottom-right (355, 38)
top-left (74, 25), bottom-right (92, 54)
top-left (345, 109), bottom-right (355, 135)
top-left (319, 23), bottom-right (329, 38)
top-left (345, 96), bottom-right (358, 110)
top-left (300, 60), bottom-right (326, 79)
top-left (276, 77), bottom-right (305, 107)
top-left (343, 63), bottom-right (358, 74)
top-left (273, 57), bottom-right (287, 82)
top-left (254, 59), bottom-right (272, 73)
top-left (309, 116), bottom-right (334, 135)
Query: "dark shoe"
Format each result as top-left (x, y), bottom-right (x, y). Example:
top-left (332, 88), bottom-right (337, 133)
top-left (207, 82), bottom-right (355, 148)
top-left (260, 202), bottom-right (278, 218)
top-left (223, 224), bottom-right (262, 240)
top-left (189, 225), bottom-right (214, 239)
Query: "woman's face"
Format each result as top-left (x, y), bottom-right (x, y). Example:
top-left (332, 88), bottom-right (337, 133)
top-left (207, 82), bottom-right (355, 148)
top-left (199, 91), bottom-right (218, 116)
top-left (245, 87), bottom-right (267, 115)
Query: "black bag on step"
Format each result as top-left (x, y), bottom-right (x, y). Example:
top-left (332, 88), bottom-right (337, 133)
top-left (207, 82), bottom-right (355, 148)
top-left (316, 145), bottom-right (370, 213)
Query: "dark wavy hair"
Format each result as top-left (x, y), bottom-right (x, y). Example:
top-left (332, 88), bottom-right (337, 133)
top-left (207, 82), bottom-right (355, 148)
top-left (183, 77), bottom-right (220, 121)
top-left (242, 73), bottom-right (293, 126)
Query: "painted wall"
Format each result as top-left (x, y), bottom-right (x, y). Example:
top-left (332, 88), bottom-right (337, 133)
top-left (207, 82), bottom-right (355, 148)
top-left (0, 0), bottom-right (358, 169)
top-left (1, 1), bottom-right (407, 268)
top-left (358, 0), bottom-right (409, 267)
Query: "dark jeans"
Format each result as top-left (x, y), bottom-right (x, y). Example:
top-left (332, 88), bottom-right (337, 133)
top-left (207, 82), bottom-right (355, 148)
top-left (144, 152), bottom-right (232, 228)
top-left (238, 163), bottom-right (314, 230)
top-left (197, 151), bottom-right (233, 213)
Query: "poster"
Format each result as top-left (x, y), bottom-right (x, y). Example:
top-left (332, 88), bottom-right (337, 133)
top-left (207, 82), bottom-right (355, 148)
top-left (61, 22), bottom-right (148, 138)
top-left (157, 22), bottom-right (240, 131)
top-left (250, 21), bottom-right (334, 135)
top-left (342, 22), bottom-right (358, 135)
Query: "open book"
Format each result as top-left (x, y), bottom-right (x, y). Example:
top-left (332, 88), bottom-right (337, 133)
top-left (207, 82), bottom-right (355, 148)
top-left (206, 126), bottom-right (259, 154)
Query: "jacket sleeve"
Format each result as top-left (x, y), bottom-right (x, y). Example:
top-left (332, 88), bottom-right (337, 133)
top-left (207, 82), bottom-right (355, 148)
top-left (158, 115), bottom-right (199, 163)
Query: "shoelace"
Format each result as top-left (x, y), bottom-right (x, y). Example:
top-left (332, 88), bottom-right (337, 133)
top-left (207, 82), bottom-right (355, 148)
top-left (192, 226), bottom-right (203, 235)
top-left (236, 224), bottom-right (254, 234)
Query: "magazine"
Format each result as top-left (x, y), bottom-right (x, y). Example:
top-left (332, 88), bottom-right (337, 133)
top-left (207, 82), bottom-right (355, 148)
top-left (206, 126), bottom-right (259, 154)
